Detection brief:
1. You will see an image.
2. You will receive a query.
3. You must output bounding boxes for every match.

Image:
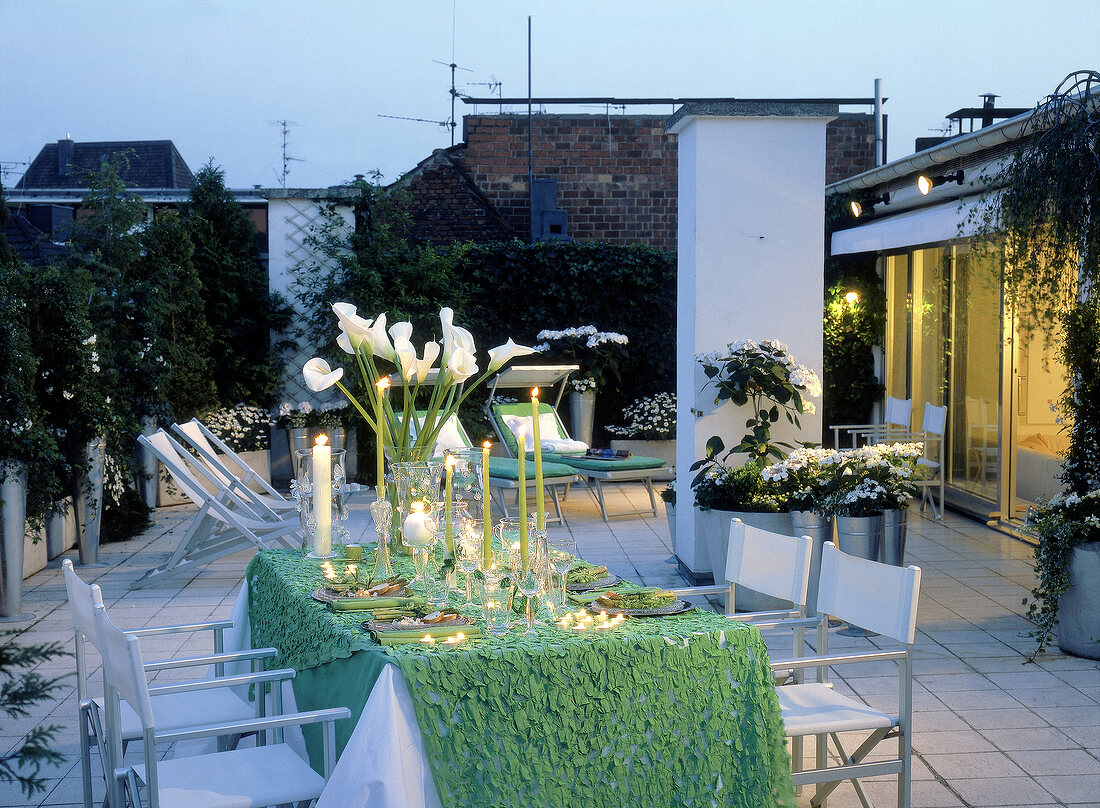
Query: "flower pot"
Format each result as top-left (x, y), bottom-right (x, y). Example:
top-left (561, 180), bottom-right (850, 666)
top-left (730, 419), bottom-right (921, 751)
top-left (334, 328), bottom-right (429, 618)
top-left (73, 437), bottom-right (106, 566)
top-left (881, 508), bottom-right (908, 566)
top-left (286, 427), bottom-right (312, 459)
top-left (665, 501), bottom-right (676, 545)
top-left (136, 416), bottom-right (159, 508)
top-left (790, 510), bottom-right (830, 616)
top-left (698, 508), bottom-right (792, 612)
top-left (0, 462), bottom-right (31, 621)
top-left (834, 514), bottom-right (882, 562)
top-left (609, 439), bottom-right (676, 468)
top-left (1057, 541), bottom-right (1100, 660)
top-left (569, 389), bottom-right (596, 448)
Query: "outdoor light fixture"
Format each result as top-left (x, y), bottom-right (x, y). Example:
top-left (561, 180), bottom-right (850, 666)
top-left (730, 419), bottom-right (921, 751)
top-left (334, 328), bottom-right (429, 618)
top-left (844, 291), bottom-right (860, 305)
top-left (917, 169), bottom-right (965, 196)
top-left (848, 192), bottom-right (890, 218)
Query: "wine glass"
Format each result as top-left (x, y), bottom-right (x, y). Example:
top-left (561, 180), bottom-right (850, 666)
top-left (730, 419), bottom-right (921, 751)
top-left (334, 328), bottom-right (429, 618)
top-left (454, 520), bottom-right (482, 608)
top-left (506, 521), bottom-right (543, 635)
top-left (546, 534), bottom-right (578, 614)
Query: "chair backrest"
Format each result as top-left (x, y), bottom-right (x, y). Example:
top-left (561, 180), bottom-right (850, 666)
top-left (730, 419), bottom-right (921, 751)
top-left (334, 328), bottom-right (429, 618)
top-left (491, 402), bottom-right (569, 457)
top-left (174, 420), bottom-right (236, 488)
top-left (816, 541), bottom-right (921, 644)
top-left (884, 396), bottom-right (912, 429)
top-left (94, 605), bottom-right (155, 730)
top-left (725, 519), bottom-right (814, 607)
top-left (62, 559), bottom-right (105, 700)
top-left (410, 411), bottom-right (473, 456)
top-left (922, 402), bottom-right (948, 438)
top-left (140, 430), bottom-right (213, 506)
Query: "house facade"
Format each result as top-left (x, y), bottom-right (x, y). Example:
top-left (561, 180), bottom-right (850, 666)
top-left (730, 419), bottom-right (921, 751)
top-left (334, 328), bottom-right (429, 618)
top-left (827, 106), bottom-right (1068, 528)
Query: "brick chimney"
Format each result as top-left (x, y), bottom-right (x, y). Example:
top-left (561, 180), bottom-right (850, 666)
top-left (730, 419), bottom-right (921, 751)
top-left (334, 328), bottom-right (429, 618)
top-left (57, 137), bottom-right (75, 178)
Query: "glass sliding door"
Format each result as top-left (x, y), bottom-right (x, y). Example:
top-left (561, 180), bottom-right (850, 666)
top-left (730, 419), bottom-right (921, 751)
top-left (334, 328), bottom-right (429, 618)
top-left (884, 254), bottom-right (911, 407)
top-left (910, 247), bottom-right (948, 420)
top-left (948, 245), bottom-right (1003, 507)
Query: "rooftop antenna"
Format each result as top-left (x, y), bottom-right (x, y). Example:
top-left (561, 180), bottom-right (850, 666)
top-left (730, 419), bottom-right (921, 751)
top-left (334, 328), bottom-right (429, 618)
top-left (432, 0), bottom-right (473, 145)
top-left (0, 160), bottom-right (29, 181)
top-left (468, 77), bottom-right (503, 113)
top-left (268, 119), bottom-right (303, 187)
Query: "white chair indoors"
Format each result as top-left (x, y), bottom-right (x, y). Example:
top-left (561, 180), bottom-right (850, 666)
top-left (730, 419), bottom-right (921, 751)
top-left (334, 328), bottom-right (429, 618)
top-left (830, 396), bottom-right (912, 449)
top-left (911, 402), bottom-right (948, 519)
top-left (94, 604), bottom-right (350, 808)
top-left (770, 541), bottom-right (922, 808)
top-left (63, 559), bottom-right (290, 808)
top-left (132, 431), bottom-right (301, 588)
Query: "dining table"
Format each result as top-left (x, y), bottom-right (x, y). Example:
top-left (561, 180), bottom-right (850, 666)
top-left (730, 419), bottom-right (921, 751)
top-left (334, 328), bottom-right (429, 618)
top-left (238, 546), bottom-right (794, 808)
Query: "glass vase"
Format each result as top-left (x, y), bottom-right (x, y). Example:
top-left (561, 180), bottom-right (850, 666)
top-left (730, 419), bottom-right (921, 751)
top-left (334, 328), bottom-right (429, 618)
top-left (391, 461), bottom-right (444, 555)
top-left (292, 447), bottom-right (347, 558)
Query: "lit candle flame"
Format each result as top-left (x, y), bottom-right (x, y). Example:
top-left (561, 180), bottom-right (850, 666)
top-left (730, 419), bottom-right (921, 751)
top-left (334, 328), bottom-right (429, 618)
top-left (376, 376), bottom-right (390, 391)
top-left (411, 501), bottom-right (425, 514)
top-left (483, 440), bottom-right (491, 450)
top-left (532, 387), bottom-right (539, 399)
top-left (315, 434), bottom-right (329, 447)
top-left (420, 634), bottom-right (435, 645)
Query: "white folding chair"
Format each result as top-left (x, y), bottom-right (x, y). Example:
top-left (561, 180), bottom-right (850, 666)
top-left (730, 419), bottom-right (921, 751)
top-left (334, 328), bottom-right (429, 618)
top-left (912, 403), bottom-right (947, 519)
top-left (94, 605), bottom-right (349, 808)
top-left (132, 431), bottom-right (302, 588)
top-left (63, 560), bottom-right (288, 808)
top-left (771, 541), bottom-right (922, 808)
top-left (830, 396), bottom-right (912, 449)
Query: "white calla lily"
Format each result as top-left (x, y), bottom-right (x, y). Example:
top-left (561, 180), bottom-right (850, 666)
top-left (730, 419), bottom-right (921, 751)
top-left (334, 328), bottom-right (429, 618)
top-left (368, 313), bottom-right (395, 361)
top-left (392, 336), bottom-right (417, 382)
top-left (440, 307), bottom-right (476, 362)
top-left (487, 338), bottom-right (537, 372)
top-left (415, 341), bottom-right (441, 383)
top-left (303, 357), bottom-right (344, 392)
top-left (336, 331), bottom-right (355, 355)
top-left (388, 320), bottom-right (414, 343)
top-left (445, 346), bottom-right (478, 382)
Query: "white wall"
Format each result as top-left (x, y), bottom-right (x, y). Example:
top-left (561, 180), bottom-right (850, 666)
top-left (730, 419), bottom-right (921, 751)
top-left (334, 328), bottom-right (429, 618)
top-left (672, 112), bottom-right (830, 580)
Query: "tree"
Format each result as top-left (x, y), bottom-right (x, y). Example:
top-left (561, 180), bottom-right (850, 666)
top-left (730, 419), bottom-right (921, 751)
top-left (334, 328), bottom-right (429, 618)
top-left (182, 163), bottom-right (278, 405)
top-left (0, 632), bottom-right (68, 796)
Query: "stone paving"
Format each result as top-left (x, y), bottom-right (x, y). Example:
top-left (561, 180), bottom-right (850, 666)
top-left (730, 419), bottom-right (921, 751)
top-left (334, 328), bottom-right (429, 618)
top-left (3, 482), bottom-right (1098, 808)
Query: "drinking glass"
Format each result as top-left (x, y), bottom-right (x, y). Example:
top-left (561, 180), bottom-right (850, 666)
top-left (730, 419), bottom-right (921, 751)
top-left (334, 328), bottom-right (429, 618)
top-left (546, 534), bottom-right (578, 615)
top-left (506, 522), bottom-right (543, 635)
top-left (454, 521), bottom-right (482, 608)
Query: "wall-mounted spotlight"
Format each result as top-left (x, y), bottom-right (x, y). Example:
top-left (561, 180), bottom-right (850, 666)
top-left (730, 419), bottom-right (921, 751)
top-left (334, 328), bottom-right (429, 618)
top-left (848, 192), bottom-right (890, 218)
top-left (917, 169), bottom-right (965, 196)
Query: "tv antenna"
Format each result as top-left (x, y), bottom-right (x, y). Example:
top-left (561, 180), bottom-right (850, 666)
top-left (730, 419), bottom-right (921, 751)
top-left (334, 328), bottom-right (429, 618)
top-left (467, 77), bottom-right (503, 113)
top-left (433, 59), bottom-right (473, 145)
top-left (268, 119), bottom-right (304, 187)
top-left (0, 159), bottom-right (29, 181)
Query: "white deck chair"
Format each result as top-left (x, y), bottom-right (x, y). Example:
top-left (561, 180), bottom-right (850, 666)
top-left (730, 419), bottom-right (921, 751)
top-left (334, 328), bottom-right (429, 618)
top-left (171, 419), bottom-right (293, 519)
top-left (63, 560), bottom-right (288, 808)
top-left (830, 396), bottom-right (912, 449)
top-left (132, 431), bottom-right (301, 588)
top-left (93, 605), bottom-right (349, 808)
top-left (771, 541), bottom-right (922, 808)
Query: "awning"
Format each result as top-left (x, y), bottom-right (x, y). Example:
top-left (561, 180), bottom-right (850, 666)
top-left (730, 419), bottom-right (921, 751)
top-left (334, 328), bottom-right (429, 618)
top-left (831, 197), bottom-right (994, 255)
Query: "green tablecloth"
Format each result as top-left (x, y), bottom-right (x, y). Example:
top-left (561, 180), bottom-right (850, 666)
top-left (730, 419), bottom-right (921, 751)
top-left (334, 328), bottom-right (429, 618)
top-left (247, 548), bottom-right (793, 808)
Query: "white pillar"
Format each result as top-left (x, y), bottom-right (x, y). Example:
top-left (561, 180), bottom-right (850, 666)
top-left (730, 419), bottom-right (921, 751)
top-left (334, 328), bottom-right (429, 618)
top-left (669, 103), bottom-right (834, 583)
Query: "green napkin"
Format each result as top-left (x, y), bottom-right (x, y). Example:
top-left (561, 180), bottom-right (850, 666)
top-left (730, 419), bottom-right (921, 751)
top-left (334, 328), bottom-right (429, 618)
top-left (329, 595), bottom-right (426, 611)
top-left (372, 624), bottom-right (483, 646)
top-left (567, 585), bottom-right (660, 606)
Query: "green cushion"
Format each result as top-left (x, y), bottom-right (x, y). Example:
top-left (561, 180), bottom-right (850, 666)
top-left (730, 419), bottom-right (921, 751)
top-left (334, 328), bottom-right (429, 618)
top-left (487, 456), bottom-right (576, 481)
top-left (540, 452), bottom-right (666, 472)
top-left (491, 402), bottom-right (568, 456)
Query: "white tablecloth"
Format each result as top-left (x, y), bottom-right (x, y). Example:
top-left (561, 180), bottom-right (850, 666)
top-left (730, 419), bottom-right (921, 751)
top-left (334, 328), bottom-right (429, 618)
top-left (221, 584), bottom-right (443, 808)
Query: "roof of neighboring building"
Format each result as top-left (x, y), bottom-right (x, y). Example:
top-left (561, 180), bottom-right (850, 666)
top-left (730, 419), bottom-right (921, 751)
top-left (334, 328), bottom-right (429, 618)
top-left (17, 139), bottom-right (195, 189)
top-left (2, 209), bottom-right (66, 266)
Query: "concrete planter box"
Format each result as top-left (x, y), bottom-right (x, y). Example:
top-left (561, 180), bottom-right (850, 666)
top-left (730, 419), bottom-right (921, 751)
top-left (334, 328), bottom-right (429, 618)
top-left (157, 449), bottom-right (272, 507)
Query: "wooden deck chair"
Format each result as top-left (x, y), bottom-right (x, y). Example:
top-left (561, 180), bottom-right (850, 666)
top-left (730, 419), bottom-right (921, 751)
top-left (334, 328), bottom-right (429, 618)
top-left (830, 396), bottom-right (912, 449)
top-left (410, 411), bottom-right (579, 525)
top-left (132, 431), bottom-right (301, 589)
top-left (171, 418), bottom-right (293, 519)
top-left (770, 541), bottom-right (922, 808)
top-left (94, 605), bottom-right (349, 808)
top-left (489, 401), bottom-right (670, 521)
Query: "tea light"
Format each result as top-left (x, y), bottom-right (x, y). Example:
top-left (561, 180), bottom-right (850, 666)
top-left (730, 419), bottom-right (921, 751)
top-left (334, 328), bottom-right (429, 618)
top-left (442, 632), bottom-right (467, 646)
top-left (571, 622), bottom-right (588, 631)
top-left (322, 561), bottom-right (336, 581)
top-left (419, 634), bottom-right (435, 646)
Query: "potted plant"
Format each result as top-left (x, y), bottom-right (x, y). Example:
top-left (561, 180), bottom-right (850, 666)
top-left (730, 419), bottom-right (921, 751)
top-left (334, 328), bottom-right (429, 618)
top-left (606, 391), bottom-right (676, 466)
top-left (660, 482), bottom-right (676, 544)
top-left (971, 72), bottom-right (1100, 658)
top-left (696, 338), bottom-right (821, 463)
top-left (532, 325), bottom-right (629, 447)
top-left (276, 401), bottom-right (313, 458)
top-left (690, 439), bottom-right (790, 611)
top-left (1025, 490), bottom-right (1100, 660)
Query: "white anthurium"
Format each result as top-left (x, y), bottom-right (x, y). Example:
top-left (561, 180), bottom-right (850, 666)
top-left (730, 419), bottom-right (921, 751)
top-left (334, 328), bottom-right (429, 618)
top-left (414, 341), bottom-right (441, 383)
top-left (368, 313), bottom-right (395, 362)
top-left (303, 357), bottom-right (344, 392)
top-left (445, 346), bottom-right (478, 383)
top-left (487, 338), bottom-right (538, 372)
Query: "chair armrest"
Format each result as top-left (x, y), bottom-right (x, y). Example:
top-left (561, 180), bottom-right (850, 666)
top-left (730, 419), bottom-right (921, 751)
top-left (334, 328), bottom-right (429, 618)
top-left (143, 648), bottom-right (278, 672)
top-left (729, 614), bottom-right (820, 629)
top-left (155, 707), bottom-right (352, 745)
top-left (769, 649), bottom-right (907, 672)
top-left (669, 585), bottom-right (730, 597)
top-left (147, 668), bottom-right (295, 696)
top-left (125, 620), bottom-right (234, 638)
